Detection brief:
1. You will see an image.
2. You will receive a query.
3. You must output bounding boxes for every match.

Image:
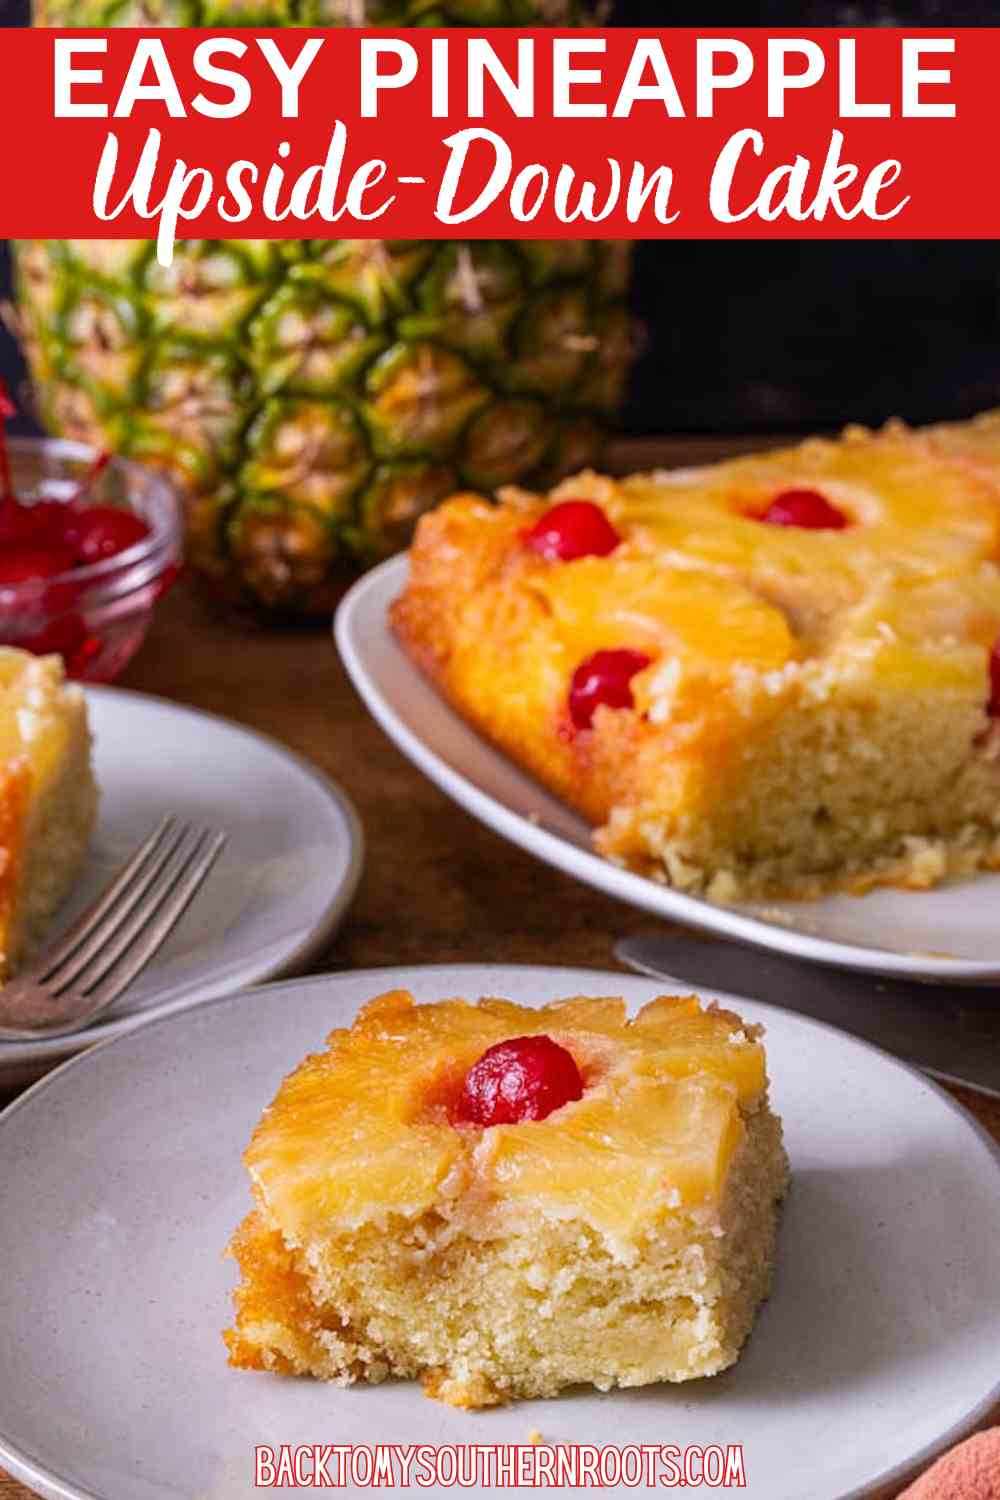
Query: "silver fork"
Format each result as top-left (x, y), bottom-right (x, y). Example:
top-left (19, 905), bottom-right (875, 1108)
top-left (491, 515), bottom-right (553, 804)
top-left (0, 817), bottom-right (227, 1042)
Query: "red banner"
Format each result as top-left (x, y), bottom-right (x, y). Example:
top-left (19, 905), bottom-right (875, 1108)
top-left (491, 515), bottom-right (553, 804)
top-left (0, 27), bottom-right (987, 256)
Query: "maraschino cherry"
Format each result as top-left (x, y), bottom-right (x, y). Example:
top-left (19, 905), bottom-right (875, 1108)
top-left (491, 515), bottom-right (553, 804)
top-left (0, 545), bottom-right (76, 586)
top-left (0, 387), bottom-right (144, 579)
top-left (64, 506), bottom-right (150, 565)
top-left (525, 500), bottom-right (621, 562)
top-left (455, 1035), bottom-right (583, 1126)
top-left (989, 638), bottom-right (1000, 718)
top-left (755, 488), bottom-right (849, 531)
top-left (568, 648), bottom-right (652, 731)
top-left (17, 615), bottom-right (101, 677)
top-left (0, 389), bottom-right (159, 680)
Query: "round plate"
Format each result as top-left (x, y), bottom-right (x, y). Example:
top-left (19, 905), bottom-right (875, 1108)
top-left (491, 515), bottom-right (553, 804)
top-left (0, 965), bottom-right (998, 1500)
top-left (0, 686), bottom-right (363, 1088)
top-left (337, 555), bottom-right (1000, 984)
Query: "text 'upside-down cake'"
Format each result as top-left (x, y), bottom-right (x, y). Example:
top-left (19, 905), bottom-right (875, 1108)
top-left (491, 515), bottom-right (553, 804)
top-left (226, 988), bottom-right (787, 1407)
top-left (392, 421), bottom-right (1000, 901)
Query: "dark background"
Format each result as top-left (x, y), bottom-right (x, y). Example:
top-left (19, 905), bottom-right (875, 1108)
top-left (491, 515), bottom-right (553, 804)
top-left (2, 0), bottom-right (999, 437)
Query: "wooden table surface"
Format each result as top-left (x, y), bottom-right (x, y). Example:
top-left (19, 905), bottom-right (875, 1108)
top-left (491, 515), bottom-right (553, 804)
top-left (1, 435), bottom-right (998, 1500)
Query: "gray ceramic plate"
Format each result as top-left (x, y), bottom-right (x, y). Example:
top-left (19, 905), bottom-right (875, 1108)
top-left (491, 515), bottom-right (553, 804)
top-left (0, 687), bottom-right (363, 1088)
top-left (0, 965), bottom-right (998, 1500)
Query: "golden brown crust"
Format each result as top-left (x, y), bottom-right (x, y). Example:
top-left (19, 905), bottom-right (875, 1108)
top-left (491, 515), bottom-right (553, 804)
top-left (391, 496), bottom-right (626, 826)
top-left (225, 1209), bottom-right (332, 1375)
top-left (390, 495), bottom-right (518, 675)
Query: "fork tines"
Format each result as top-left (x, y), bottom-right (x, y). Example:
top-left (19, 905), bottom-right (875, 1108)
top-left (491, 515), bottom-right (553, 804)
top-left (33, 818), bottom-right (227, 1006)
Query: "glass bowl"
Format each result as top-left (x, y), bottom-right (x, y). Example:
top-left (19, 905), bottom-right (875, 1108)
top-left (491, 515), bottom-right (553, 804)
top-left (2, 438), bottom-right (182, 683)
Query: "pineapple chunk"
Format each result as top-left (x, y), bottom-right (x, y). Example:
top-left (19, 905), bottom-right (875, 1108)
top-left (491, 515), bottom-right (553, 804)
top-left (481, 1075), bottom-right (744, 1236)
top-left (628, 994), bottom-right (766, 1101)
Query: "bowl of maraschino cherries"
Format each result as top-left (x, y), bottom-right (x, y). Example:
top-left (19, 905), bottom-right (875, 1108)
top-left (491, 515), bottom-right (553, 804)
top-left (0, 387), bottom-right (182, 682)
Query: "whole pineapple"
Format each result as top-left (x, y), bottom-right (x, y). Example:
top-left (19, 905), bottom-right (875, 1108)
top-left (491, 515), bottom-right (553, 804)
top-left (15, 1), bottom-right (635, 615)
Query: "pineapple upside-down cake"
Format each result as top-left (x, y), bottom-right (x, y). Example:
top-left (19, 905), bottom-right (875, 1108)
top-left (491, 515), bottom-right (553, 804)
top-left (393, 421), bottom-right (1000, 901)
top-left (226, 988), bottom-right (787, 1407)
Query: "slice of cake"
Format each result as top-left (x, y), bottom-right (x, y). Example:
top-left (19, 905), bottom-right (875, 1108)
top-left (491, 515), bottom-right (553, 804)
top-left (0, 647), bottom-right (98, 978)
top-left (391, 426), bottom-right (1000, 900)
top-left (225, 988), bottom-right (788, 1407)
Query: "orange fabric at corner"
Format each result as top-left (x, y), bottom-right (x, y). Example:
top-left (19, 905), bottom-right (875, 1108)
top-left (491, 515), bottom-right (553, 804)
top-left (900, 1429), bottom-right (1000, 1499)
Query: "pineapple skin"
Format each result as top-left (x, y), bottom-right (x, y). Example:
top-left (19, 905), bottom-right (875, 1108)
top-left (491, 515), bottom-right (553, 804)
top-left (16, 1), bottom-right (636, 614)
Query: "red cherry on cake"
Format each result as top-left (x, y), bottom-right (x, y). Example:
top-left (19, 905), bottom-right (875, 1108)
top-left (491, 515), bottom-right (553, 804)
top-left (0, 544), bottom-right (76, 586)
top-left (568, 648), bottom-right (652, 732)
top-left (524, 501), bottom-right (621, 562)
top-left (989, 638), bottom-right (1000, 718)
top-left (756, 488), bottom-right (849, 530)
top-left (456, 1035), bottom-right (583, 1126)
top-left (64, 506), bottom-right (149, 565)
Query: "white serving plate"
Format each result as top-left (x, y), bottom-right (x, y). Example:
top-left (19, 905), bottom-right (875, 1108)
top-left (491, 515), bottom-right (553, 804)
top-left (0, 965), bottom-right (998, 1500)
top-left (0, 686), bottom-right (363, 1088)
top-left (337, 555), bottom-right (1000, 984)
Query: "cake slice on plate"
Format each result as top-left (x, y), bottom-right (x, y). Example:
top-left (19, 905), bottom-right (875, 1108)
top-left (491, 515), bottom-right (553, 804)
top-left (0, 647), bottom-right (97, 979)
top-left (392, 426), bottom-right (1000, 900)
top-left (225, 988), bottom-right (788, 1407)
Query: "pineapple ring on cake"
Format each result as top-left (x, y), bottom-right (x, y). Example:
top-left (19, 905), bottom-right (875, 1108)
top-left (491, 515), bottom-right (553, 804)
top-left (226, 988), bottom-right (788, 1407)
top-left (613, 429), bottom-right (1000, 634)
top-left (392, 425), bottom-right (1000, 902)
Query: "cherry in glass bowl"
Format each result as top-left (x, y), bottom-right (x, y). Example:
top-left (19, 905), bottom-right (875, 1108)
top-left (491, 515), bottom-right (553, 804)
top-left (1, 439), bottom-right (182, 683)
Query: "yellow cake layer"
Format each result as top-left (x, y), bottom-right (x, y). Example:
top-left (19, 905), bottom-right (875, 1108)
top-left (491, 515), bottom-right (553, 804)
top-left (0, 649), bottom-right (97, 977)
top-left (227, 990), bottom-right (788, 1406)
top-left (392, 425), bottom-right (1000, 900)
